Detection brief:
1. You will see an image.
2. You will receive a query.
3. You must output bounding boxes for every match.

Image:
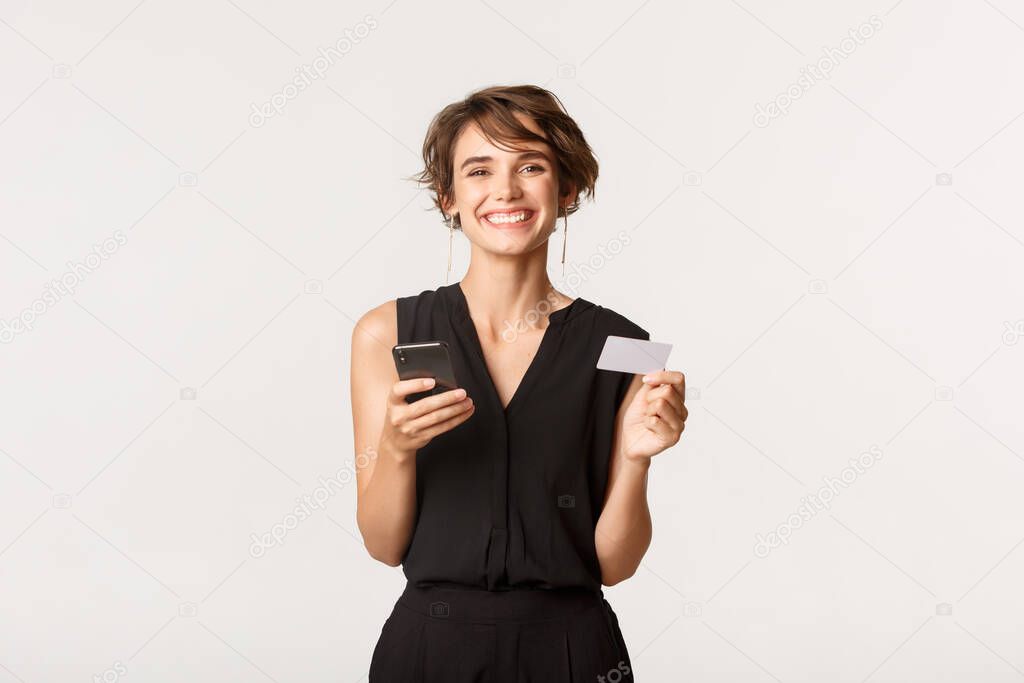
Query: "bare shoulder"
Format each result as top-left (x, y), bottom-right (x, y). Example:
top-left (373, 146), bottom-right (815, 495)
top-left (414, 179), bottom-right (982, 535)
top-left (350, 299), bottom-right (399, 462)
top-left (351, 299), bottom-right (398, 357)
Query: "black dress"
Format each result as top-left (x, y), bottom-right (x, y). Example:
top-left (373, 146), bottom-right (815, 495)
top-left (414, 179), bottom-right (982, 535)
top-left (368, 281), bottom-right (650, 682)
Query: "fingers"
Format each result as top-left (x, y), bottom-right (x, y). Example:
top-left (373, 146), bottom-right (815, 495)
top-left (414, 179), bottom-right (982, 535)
top-left (416, 401), bottom-right (476, 440)
top-left (406, 386), bottom-right (470, 417)
top-left (642, 369), bottom-right (682, 384)
top-left (405, 393), bottom-right (474, 433)
top-left (644, 384), bottom-right (686, 420)
top-left (643, 395), bottom-right (685, 445)
top-left (382, 382), bottom-right (475, 453)
top-left (642, 370), bottom-right (685, 401)
top-left (646, 397), bottom-right (683, 433)
top-left (645, 412), bottom-right (679, 443)
top-left (391, 377), bottom-right (439, 401)
top-left (391, 380), bottom-right (469, 415)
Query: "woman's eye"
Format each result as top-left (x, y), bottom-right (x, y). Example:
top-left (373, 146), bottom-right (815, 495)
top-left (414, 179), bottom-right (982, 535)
top-left (468, 165), bottom-right (543, 177)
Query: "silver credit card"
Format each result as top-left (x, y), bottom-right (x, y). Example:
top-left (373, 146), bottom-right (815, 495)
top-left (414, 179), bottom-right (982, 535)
top-left (596, 335), bottom-right (673, 374)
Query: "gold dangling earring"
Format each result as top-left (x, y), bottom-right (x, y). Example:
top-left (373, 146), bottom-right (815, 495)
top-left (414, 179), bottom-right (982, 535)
top-left (445, 214), bottom-right (455, 285)
top-left (560, 210), bottom-right (568, 277)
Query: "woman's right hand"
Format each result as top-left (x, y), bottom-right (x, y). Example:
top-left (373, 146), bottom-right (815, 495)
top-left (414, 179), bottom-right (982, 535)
top-left (380, 378), bottom-right (475, 459)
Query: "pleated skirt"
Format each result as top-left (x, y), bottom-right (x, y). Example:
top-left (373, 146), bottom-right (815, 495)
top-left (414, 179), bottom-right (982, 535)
top-left (368, 582), bottom-right (634, 682)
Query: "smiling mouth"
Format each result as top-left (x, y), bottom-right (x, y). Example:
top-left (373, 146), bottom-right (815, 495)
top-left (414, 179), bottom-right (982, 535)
top-left (482, 210), bottom-right (535, 226)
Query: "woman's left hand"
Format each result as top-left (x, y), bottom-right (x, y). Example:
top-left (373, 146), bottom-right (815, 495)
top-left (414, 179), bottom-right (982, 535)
top-left (621, 369), bottom-right (687, 462)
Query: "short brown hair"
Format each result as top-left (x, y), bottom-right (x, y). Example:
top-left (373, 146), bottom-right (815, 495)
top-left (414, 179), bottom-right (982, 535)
top-left (411, 84), bottom-right (599, 229)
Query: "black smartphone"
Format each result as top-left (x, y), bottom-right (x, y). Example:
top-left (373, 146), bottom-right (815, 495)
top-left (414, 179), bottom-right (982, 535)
top-left (392, 341), bottom-right (459, 403)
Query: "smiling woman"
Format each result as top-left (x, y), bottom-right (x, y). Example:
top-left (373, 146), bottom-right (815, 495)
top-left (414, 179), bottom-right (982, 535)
top-left (413, 84), bottom-right (598, 230)
top-left (350, 84), bottom-right (687, 682)
top-left (422, 89), bottom-right (597, 280)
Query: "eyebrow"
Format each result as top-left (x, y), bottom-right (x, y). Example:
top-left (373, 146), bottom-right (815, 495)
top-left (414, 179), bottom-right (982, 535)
top-left (459, 150), bottom-right (551, 171)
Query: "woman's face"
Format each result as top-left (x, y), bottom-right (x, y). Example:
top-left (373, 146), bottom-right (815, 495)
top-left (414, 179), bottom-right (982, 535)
top-left (444, 113), bottom-right (572, 255)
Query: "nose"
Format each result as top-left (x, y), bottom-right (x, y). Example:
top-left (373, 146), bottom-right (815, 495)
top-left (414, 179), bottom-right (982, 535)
top-left (493, 168), bottom-right (523, 201)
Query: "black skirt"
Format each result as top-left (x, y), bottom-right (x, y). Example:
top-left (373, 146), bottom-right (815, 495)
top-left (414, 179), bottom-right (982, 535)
top-left (368, 582), bottom-right (635, 682)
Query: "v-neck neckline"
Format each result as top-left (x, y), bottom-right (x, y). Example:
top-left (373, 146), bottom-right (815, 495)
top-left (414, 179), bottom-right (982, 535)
top-left (446, 281), bottom-right (581, 417)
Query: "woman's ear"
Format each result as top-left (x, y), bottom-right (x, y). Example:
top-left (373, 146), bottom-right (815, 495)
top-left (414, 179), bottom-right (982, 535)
top-left (439, 193), bottom-right (455, 219)
top-left (559, 181), bottom-right (577, 213)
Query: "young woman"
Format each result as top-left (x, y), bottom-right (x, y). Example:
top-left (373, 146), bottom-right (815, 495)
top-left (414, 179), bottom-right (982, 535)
top-left (350, 84), bottom-right (687, 682)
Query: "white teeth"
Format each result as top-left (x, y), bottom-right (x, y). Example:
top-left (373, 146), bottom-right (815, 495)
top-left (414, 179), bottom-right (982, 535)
top-left (486, 211), bottom-right (529, 224)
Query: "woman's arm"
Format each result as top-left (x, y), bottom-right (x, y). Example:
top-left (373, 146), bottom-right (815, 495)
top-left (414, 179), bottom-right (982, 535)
top-left (350, 301), bottom-right (477, 566)
top-left (351, 301), bottom-right (417, 566)
top-left (596, 368), bottom-right (687, 585)
top-left (594, 373), bottom-right (653, 586)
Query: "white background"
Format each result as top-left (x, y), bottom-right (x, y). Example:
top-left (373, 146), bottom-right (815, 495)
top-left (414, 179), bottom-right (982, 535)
top-left (2, 0), bottom-right (1023, 681)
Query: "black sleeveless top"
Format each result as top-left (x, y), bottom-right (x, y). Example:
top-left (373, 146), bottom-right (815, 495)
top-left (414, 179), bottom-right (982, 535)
top-left (395, 282), bottom-right (649, 594)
